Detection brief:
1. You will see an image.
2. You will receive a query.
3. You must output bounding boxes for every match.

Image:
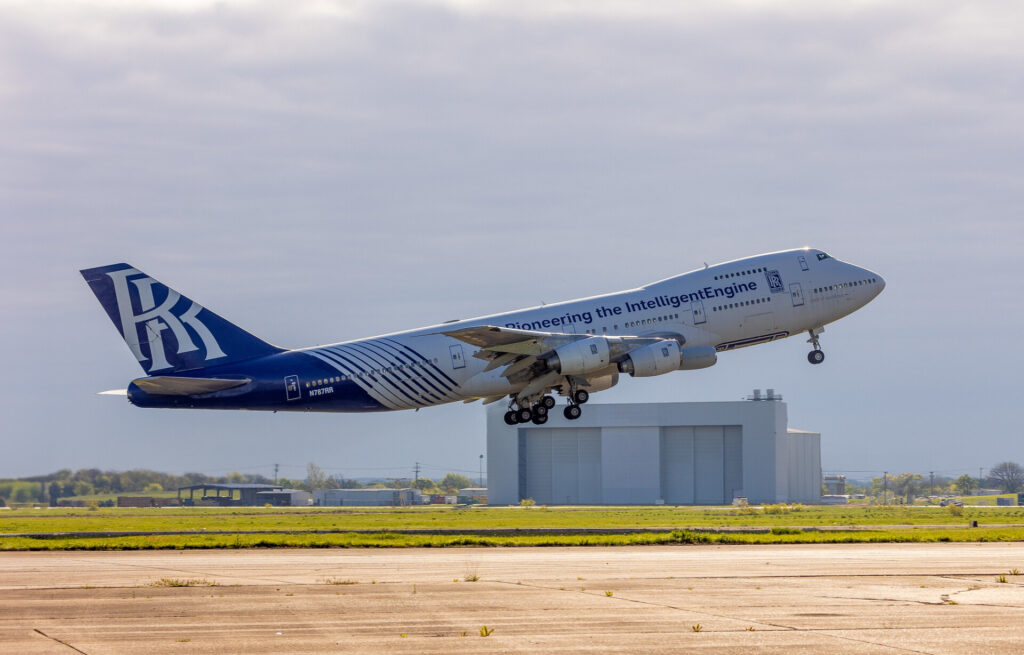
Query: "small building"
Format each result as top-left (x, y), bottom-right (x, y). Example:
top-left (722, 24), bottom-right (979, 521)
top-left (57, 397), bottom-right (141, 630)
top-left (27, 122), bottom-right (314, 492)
top-left (823, 474), bottom-right (846, 495)
top-left (314, 488), bottom-right (422, 506)
top-left (255, 489), bottom-right (311, 506)
top-left (177, 483), bottom-right (284, 506)
top-left (457, 487), bottom-right (488, 504)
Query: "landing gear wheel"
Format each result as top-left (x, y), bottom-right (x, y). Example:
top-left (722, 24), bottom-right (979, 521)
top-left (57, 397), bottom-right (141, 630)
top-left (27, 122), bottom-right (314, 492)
top-left (807, 349), bottom-right (825, 365)
top-left (572, 389), bottom-right (589, 405)
top-left (532, 404), bottom-right (548, 418)
top-left (503, 411), bottom-right (519, 425)
top-left (531, 413), bottom-right (548, 425)
top-left (541, 395), bottom-right (556, 409)
top-left (563, 405), bottom-right (582, 420)
top-left (516, 407), bottom-right (533, 423)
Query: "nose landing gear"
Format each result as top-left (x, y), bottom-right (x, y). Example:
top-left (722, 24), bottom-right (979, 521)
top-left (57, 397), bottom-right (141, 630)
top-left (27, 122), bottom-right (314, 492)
top-left (807, 328), bottom-right (825, 365)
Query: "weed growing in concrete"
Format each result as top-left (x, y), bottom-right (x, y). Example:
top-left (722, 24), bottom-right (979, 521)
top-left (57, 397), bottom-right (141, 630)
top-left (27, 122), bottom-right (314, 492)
top-left (1011, 569), bottom-right (1021, 576)
top-left (997, 574), bottom-right (1008, 583)
top-left (691, 624), bottom-right (703, 632)
top-left (480, 625), bottom-right (494, 637)
top-left (605, 590), bottom-right (613, 597)
top-left (321, 578), bottom-right (357, 585)
top-left (150, 578), bottom-right (217, 587)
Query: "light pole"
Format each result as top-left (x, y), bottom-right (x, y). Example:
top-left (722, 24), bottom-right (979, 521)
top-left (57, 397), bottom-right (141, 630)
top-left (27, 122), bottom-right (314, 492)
top-left (479, 454), bottom-right (484, 487)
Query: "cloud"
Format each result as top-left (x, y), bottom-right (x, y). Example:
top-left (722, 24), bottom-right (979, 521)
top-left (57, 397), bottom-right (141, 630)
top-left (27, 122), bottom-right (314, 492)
top-left (0, 0), bottom-right (1021, 477)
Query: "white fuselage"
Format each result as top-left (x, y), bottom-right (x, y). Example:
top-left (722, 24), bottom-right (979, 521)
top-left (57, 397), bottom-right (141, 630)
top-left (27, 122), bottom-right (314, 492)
top-left (297, 248), bottom-right (885, 411)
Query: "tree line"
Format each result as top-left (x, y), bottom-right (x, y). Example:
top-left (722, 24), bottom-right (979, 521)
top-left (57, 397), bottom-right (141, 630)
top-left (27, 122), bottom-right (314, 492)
top-left (844, 461), bottom-right (1024, 503)
top-left (0, 465), bottom-right (479, 505)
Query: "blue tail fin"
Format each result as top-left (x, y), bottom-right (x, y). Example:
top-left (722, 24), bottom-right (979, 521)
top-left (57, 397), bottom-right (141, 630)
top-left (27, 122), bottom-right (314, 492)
top-left (81, 263), bottom-right (282, 374)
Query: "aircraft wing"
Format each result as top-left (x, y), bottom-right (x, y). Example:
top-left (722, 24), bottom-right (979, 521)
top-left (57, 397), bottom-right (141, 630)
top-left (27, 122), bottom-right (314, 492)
top-left (439, 325), bottom-right (675, 385)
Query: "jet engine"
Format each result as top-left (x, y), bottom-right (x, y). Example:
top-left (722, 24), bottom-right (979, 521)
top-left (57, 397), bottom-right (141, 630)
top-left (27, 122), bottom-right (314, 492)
top-left (617, 343), bottom-right (718, 377)
top-left (617, 341), bottom-right (680, 377)
top-left (544, 336), bottom-right (611, 375)
top-left (677, 345), bottom-right (717, 370)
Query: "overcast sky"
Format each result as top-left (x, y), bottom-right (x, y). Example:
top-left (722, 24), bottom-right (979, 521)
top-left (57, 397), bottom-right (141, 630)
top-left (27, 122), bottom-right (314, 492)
top-left (1, 0), bottom-right (1021, 482)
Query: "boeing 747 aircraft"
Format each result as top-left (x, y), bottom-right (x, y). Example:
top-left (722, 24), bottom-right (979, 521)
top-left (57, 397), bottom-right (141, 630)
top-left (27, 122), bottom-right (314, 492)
top-left (82, 248), bottom-right (884, 426)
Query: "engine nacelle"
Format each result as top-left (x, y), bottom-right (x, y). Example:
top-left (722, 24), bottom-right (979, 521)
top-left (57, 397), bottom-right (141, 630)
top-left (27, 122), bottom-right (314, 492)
top-left (545, 337), bottom-right (611, 375)
top-left (618, 341), bottom-right (681, 377)
top-left (678, 345), bottom-right (717, 370)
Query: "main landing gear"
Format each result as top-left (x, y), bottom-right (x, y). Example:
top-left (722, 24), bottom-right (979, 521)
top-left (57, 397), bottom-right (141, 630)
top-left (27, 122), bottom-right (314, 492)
top-left (807, 328), bottom-right (825, 365)
top-left (503, 391), bottom-right (589, 425)
top-left (503, 395), bottom-right (557, 426)
top-left (562, 388), bottom-right (588, 421)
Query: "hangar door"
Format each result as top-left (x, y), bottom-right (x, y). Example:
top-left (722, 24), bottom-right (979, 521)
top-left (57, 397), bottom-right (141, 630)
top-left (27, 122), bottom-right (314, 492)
top-left (521, 428), bottom-right (602, 505)
top-left (660, 426), bottom-right (743, 504)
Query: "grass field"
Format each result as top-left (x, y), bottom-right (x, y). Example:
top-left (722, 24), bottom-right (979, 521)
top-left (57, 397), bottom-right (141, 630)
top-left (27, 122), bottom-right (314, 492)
top-left (3, 504), bottom-right (1023, 550)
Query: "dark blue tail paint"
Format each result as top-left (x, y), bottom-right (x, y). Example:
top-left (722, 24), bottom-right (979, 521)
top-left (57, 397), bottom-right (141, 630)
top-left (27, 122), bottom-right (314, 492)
top-left (81, 263), bottom-right (282, 374)
top-left (82, 263), bottom-right (390, 413)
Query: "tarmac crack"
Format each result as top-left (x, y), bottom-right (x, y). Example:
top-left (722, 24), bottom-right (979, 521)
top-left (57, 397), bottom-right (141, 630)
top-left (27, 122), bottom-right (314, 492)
top-left (33, 628), bottom-right (90, 654)
top-left (495, 579), bottom-right (939, 654)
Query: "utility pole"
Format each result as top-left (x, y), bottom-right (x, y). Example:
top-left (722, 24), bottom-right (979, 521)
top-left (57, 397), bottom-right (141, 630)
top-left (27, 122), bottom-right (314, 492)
top-left (883, 471), bottom-right (888, 505)
top-left (413, 462), bottom-right (420, 482)
top-left (273, 463), bottom-right (279, 484)
top-left (929, 471), bottom-right (934, 497)
top-left (479, 454), bottom-right (484, 487)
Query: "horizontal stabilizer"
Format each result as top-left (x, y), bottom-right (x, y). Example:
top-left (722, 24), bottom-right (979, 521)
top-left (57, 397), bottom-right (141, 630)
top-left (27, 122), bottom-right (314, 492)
top-left (132, 376), bottom-right (251, 396)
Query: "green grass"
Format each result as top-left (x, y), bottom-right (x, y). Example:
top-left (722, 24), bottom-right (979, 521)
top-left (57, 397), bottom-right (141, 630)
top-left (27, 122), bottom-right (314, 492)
top-left (4, 503), bottom-right (1024, 532)
top-left (2, 527), bottom-right (1023, 551)
top-left (3, 504), bottom-right (1023, 551)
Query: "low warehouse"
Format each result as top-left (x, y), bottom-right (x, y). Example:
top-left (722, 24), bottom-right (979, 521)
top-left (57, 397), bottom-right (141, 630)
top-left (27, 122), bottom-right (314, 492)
top-left (487, 391), bottom-right (821, 505)
top-left (314, 488), bottom-right (422, 506)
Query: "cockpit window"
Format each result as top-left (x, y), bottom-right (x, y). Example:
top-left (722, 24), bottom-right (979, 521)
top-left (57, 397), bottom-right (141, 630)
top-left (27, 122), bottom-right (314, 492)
top-left (816, 253), bottom-right (831, 261)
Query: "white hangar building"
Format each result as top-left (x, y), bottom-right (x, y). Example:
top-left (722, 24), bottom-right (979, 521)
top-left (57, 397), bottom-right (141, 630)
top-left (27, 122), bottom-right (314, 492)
top-left (486, 392), bottom-right (821, 506)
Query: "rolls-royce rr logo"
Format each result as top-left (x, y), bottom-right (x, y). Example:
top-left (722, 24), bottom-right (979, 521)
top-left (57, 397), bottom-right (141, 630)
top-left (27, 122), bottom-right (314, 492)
top-left (765, 269), bottom-right (785, 293)
top-left (106, 267), bottom-right (226, 372)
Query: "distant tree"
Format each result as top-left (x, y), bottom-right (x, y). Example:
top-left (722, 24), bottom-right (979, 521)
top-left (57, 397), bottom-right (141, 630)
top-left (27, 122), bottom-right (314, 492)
top-left (439, 473), bottom-right (474, 493)
top-left (305, 463), bottom-right (332, 491)
top-left (336, 478), bottom-right (363, 489)
top-left (890, 473), bottom-right (923, 504)
top-left (953, 474), bottom-right (977, 496)
top-left (144, 482), bottom-right (163, 493)
top-left (989, 462), bottom-right (1024, 493)
top-left (411, 478), bottom-right (440, 493)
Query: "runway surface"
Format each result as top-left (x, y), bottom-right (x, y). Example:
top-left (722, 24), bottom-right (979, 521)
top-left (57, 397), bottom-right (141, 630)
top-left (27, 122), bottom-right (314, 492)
top-left (2, 543), bottom-right (1024, 653)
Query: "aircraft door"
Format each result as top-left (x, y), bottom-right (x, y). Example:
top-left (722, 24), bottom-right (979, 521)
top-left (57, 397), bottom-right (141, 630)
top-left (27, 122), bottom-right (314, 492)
top-left (790, 283), bottom-right (805, 307)
top-left (284, 375), bottom-right (301, 401)
top-left (691, 300), bottom-right (707, 325)
top-left (449, 344), bottom-right (467, 369)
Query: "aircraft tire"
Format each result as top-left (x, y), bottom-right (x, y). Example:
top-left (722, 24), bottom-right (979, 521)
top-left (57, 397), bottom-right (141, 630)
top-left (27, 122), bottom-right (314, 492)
top-left (572, 389), bottom-right (589, 404)
top-left (504, 411), bottom-right (519, 425)
top-left (541, 395), bottom-right (556, 409)
top-left (808, 350), bottom-right (825, 365)
top-left (533, 404), bottom-right (548, 418)
top-left (516, 407), bottom-right (533, 423)
top-left (564, 405), bottom-right (582, 420)
top-left (531, 413), bottom-right (548, 425)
